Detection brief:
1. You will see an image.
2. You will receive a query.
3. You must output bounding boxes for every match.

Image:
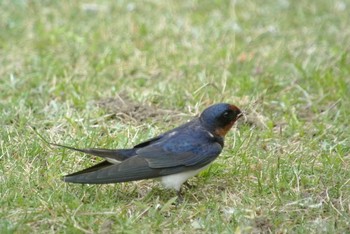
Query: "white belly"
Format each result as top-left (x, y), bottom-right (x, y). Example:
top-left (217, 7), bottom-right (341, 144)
top-left (160, 164), bottom-right (210, 191)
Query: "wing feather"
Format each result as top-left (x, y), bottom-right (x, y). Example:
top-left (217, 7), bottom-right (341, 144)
top-left (63, 157), bottom-right (161, 184)
top-left (137, 140), bottom-right (222, 168)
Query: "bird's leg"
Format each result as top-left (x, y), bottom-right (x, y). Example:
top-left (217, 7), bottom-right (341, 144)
top-left (176, 188), bottom-right (184, 204)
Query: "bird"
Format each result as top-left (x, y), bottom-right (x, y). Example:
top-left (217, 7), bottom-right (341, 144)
top-left (54, 103), bottom-right (242, 199)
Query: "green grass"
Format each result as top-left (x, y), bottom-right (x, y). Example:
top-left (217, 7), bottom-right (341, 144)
top-left (1, 0), bottom-right (350, 233)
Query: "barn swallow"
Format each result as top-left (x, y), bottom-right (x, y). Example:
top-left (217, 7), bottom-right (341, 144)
top-left (55, 103), bottom-right (242, 198)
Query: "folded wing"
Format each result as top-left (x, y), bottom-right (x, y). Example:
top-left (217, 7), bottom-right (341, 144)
top-left (63, 140), bottom-right (222, 184)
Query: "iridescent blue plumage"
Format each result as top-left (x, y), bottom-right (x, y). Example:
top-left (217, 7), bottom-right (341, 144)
top-left (58, 103), bottom-right (242, 193)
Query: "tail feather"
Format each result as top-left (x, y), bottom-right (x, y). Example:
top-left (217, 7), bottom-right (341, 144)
top-left (52, 143), bottom-right (136, 161)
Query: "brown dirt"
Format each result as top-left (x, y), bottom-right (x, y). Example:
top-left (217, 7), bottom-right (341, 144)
top-left (96, 94), bottom-right (184, 124)
top-left (252, 216), bottom-right (274, 233)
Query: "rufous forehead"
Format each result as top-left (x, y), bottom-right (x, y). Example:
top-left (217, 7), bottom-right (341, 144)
top-left (228, 104), bottom-right (241, 112)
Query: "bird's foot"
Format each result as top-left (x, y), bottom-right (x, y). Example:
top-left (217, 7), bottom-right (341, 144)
top-left (183, 181), bottom-right (195, 189)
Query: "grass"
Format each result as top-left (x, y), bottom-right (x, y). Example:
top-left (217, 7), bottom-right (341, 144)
top-left (1, 0), bottom-right (350, 233)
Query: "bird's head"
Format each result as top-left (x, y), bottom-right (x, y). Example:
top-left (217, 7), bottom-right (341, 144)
top-left (200, 103), bottom-right (242, 137)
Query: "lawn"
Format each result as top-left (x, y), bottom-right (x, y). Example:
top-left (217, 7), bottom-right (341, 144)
top-left (1, 0), bottom-right (350, 233)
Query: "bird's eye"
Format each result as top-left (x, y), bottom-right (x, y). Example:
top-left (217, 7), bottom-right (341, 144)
top-left (222, 111), bottom-right (230, 118)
